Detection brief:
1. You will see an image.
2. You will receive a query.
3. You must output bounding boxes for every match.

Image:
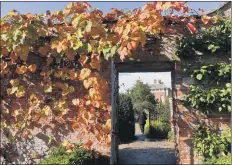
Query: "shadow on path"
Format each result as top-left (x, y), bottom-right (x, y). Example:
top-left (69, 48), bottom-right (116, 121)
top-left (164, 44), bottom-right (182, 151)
top-left (118, 123), bottom-right (176, 164)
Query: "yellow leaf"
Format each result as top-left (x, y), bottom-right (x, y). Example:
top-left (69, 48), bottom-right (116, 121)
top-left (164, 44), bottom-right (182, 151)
top-left (42, 105), bottom-right (51, 116)
top-left (44, 84), bottom-right (52, 93)
top-left (79, 68), bottom-right (91, 80)
top-left (15, 86), bottom-right (25, 98)
top-left (61, 140), bottom-right (69, 147)
top-left (162, 2), bottom-right (172, 11)
top-left (10, 79), bottom-right (19, 86)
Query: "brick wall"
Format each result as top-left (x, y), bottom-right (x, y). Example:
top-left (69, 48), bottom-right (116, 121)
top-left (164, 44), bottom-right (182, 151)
top-left (173, 57), bottom-right (231, 164)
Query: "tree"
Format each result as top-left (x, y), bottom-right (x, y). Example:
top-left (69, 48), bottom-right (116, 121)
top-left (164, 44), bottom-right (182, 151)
top-left (129, 80), bottom-right (157, 112)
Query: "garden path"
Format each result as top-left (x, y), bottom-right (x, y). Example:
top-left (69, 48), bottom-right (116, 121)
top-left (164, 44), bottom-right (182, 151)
top-left (118, 123), bottom-right (176, 164)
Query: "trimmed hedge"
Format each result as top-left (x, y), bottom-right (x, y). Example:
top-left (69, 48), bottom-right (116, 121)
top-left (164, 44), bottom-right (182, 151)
top-left (118, 94), bottom-right (135, 143)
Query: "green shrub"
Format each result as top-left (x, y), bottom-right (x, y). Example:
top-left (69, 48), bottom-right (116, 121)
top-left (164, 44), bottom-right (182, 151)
top-left (39, 146), bottom-right (93, 165)
top-left (168, 130), bottom-right (174, 142)
top-left (144, 120), bottom-right (170, 139)
top-left (204, 154), bottom-right (231, 165)
top-left (118, 93), bottom-right (135, 143)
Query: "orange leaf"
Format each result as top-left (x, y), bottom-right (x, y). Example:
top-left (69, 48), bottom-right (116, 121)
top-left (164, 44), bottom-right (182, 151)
top-left (16, 66), bottom-right (27, 74)
top-left (90, 58), bottom-right (100, 70)
top-left (201, 15), bottom-right (212, 25)
top-left (28, 64), bottom-right (37, 73)
top-left (79, 68), bottom-right (91, 80)
top-left (84, 140), bottom-right (93, 149)
top-left (79, 55), bottom-right (88, 66)
top-left (69, 71), bottom-right (77, 80)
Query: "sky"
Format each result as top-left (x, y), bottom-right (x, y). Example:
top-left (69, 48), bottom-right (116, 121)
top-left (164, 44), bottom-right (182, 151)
top-left (1, 1), bottom-right (223, 16)
top-left (119, 72), bottom-right (171, 93)
top-left (0, 1), bottom-right (223, 92)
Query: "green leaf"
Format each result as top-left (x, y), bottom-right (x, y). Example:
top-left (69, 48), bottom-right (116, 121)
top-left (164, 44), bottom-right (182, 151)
top-left (102, 47), bottom-right (111, 54)
top-left (27, 24), bottom-right (37, 40)
top-left (111, 46), bottom-right (117, 55)
top-left (226, 83), bottom-right (231, 88)
top-left (196, 74), bottom-right (203, 80)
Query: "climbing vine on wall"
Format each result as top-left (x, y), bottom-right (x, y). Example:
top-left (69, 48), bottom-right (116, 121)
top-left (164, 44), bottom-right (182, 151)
top-left (0, 1), bottom-right (219, 157)
top-left (176, 16), bottom-right (231, 58)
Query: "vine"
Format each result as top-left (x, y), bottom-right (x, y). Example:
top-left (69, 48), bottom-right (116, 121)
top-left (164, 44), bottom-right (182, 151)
top-left (193, 125), bottom-right (231, 163)
top-left (176, 16), bottom-right (231, 58)
top-left (0, 1), bottom-right (219, 160)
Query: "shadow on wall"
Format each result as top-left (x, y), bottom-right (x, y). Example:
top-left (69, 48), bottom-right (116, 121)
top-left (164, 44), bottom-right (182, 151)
top-left (119, 147), bottom-right (176, 164)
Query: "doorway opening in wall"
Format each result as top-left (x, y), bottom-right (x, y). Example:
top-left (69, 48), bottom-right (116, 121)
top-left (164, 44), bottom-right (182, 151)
top-left (117, 71), bottom-right (176, 165)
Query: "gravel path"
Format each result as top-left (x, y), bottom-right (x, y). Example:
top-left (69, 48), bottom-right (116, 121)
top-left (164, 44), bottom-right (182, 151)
top-left (118, 123), bottom-right (176, 164)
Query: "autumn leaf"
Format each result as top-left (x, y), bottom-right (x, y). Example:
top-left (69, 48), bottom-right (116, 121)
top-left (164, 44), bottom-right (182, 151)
top-left (15, 86), bottom-right (26, 97)
top-left (38, 46), bottom-right (49, 56)
top-left (79, 68), bottom-right (91, 80)
top-left (84, 140), bottom-right (93, 149)
top-left (79, 55), bottom-right (88, 66)
top-left (51, 40), bottom-right (68, 53)
top-left (161, 2), bottom-right (172, 11)
top-left (10, 79), bottom-right (19, 86)
top-left (16, 66), bottom-right (27, 74)
top-left (72, 98), bottom-right (80, 106)
top-left (186, 23), bottom-right (197, 34)
top-left (201, 15), bottom-right (212, 25)
top-left (28, 64), bottom-right (37, 73)
top-left (44, 84), bottom-right (52, 93)
top-left (69, 71), bottom-right (78, 80)
top-left (46, 57), bottom-right (54, 65)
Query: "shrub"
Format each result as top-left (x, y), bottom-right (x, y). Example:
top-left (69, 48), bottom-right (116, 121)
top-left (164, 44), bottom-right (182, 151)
top-left (204, 154), bottom-right (231, 165)
top-left (39, 145), bottom-right (93, 165)
top-left (118, 93), bottom-right (135, 143)
top-left (168, 130), bottom-right (174, 142)
top-left (144, 120), bottom-right (170, 139)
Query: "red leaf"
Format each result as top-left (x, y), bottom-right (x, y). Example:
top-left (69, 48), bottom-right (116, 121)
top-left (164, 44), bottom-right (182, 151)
top-left (186, 23), bottom-right (197, 34)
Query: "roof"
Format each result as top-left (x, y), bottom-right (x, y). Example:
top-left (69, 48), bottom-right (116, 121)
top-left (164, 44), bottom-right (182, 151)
top-left (207, 2), bottom-right (231, 16)
top-left (149, 83), bottom-right (167, 90)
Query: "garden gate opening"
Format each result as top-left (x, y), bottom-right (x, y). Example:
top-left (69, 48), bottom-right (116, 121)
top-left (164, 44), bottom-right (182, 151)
top-left (110, 59), bottom-right (177, 164)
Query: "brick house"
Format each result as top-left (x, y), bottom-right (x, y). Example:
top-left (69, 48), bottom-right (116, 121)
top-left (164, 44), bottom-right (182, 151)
top-left (149, 79), bottom-right (171, 103)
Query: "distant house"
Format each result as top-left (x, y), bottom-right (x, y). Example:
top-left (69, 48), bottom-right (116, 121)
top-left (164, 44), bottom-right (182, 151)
top-left (149, 79), bottom-right (171, 103)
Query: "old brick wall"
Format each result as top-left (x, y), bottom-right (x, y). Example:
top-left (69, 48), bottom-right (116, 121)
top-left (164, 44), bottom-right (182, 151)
top-left (173, 54), bottom-right (231, 164)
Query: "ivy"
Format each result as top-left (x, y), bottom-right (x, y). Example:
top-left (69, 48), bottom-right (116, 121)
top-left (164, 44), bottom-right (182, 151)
top-left (193, 125), bottom-right (231, 162)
